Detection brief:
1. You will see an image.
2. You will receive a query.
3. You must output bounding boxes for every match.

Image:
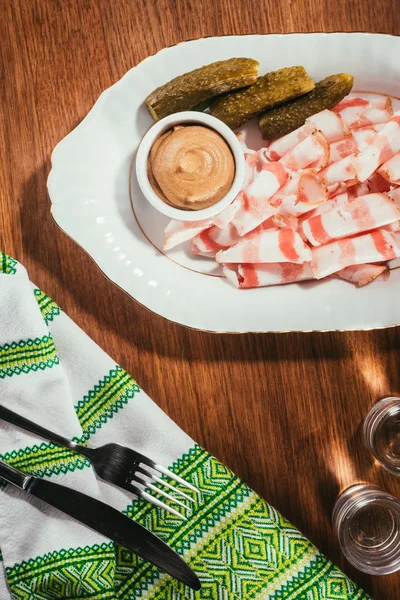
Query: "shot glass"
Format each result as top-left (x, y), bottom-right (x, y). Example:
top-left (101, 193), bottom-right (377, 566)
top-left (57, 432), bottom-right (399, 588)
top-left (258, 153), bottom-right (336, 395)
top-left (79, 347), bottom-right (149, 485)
top-left (363, 396), bottom-right (400, 476)
top-left (333, 484), bottom-right (400, 574)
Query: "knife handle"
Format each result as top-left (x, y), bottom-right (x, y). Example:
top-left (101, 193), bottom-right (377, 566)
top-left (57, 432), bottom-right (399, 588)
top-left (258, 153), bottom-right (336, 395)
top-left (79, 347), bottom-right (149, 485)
top-left (0, 404), bottom-right (75, 451)
top-left (0, 460), bottom-right (32, 490)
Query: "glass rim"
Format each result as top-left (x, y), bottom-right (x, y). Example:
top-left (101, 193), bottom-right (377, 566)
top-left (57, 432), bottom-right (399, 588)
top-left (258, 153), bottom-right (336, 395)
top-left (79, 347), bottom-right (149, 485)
top-left (333, 484), bottom-right (400, 575)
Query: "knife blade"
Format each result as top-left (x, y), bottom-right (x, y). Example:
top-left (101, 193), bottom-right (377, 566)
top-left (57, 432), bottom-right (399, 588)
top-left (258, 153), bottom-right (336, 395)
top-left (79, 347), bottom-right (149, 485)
top-left (0, 460), bottom-right (200, 590)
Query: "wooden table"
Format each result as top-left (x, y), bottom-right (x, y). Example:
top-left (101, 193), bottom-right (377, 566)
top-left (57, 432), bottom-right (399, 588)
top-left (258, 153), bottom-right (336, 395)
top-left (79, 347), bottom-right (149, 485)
top-left (1, 1), bottom-right (400, 597)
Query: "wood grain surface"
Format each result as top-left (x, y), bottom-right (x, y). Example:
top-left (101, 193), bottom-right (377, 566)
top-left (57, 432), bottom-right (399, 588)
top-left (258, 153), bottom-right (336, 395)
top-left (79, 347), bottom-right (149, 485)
top-left (1, 1), bottom-right (400, 597)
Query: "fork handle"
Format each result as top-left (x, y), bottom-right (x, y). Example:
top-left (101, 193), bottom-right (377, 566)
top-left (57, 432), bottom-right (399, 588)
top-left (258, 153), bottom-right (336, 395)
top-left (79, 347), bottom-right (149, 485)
top-left (0, 405), bottom-right (91, 457)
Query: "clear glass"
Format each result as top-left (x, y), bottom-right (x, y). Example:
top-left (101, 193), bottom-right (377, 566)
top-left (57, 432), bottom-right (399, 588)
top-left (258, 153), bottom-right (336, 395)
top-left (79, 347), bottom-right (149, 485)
top-left (333, 484), bottom-right (400, 574)
top-left (363, 396), bottom-right (400, 476)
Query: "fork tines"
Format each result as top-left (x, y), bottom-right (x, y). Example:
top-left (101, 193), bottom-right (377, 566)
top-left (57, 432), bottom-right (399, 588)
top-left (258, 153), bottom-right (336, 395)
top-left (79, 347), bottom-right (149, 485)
top-left (130, 459), bottom-right (199, 520)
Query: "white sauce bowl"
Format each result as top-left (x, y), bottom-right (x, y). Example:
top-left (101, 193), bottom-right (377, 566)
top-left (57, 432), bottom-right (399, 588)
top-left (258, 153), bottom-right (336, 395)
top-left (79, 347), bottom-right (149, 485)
top-left (135, 111), bottom-right (245, 221)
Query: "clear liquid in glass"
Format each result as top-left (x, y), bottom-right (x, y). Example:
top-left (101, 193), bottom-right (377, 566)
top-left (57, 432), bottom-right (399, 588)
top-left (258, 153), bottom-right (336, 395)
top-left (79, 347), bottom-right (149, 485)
top-left (333, 484), bottom-right (400, 575)
top-left (363, 396), bottom-right (400, 475)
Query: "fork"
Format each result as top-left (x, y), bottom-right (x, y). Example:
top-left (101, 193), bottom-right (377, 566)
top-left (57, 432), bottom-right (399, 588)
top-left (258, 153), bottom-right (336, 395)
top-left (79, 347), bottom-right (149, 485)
top-left (0, 405), bottom-right (198, 519)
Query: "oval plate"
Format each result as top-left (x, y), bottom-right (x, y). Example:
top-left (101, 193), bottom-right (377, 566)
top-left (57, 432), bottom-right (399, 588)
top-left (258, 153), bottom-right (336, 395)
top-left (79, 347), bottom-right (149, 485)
top-left (48, 33), bottom-right (400, 333)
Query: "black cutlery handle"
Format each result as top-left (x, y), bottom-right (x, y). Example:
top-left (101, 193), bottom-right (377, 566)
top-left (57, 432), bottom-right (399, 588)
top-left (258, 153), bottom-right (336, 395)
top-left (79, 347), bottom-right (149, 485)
top-left (0, 460), bottom-right (30, 489)
top-left (0, 404), bottom-right (88, 456)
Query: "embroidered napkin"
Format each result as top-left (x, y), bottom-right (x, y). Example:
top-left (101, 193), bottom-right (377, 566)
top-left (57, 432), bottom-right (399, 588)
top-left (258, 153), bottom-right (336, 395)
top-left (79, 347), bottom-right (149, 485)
top-left (0, 253), bottom-right (370, 599)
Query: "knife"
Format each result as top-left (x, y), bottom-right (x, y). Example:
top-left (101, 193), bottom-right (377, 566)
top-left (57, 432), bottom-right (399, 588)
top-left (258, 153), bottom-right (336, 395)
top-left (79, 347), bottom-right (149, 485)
top-left (0, 460), bottom-right (200, 590)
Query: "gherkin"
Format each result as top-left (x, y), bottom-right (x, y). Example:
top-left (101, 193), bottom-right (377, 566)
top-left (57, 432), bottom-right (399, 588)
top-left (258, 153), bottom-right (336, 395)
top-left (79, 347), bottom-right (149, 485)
top-left (258, 73), bottom-right (354, 139)
top-left (209, 66), bottom-right (315, 129)
top-left (145, 58), bottom-right (259, 121)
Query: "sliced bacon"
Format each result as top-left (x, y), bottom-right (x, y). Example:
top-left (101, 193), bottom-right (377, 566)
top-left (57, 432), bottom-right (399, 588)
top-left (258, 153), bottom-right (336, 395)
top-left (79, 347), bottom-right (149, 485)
top-left (336, 263), bottom-right (388, 286)
top-left (329, 136), bottom-right (358, 164)
top-left (268, 110), bottom-right (349, 160)
top-left (215, 228), bottom-right (312, 264)
top-left (333, 97), bottom-right (369, 113)
top-left (334, 97), bottom-right (393, 129)
top-left (269, 171), bottom-right (327, 216)
top-left (230, 163), bottom-right (287, 236)
top-left (272, 213), bottom-right (299, 231)
top-left (352, 128), bottom-right (377, 150)
top-left (348, 180), bottom-right (371, 197)
top-left (165, 94), bottom-right (400, 292)
top-left (378, 151), bottom-right (400, 185)
top-left (223, 262), bottom-right (314, 288)
top-left (312, 229), bottom-right (400, 279)
top-left (388, 188), bottom-right (400, 207)
top-left (164, 218), bottom-right (213, 250)
top-left (194, 218), bottom-right (277, 253)
top-left (308, 110), bottom-right (350, 142)
top-left (367, 171), bottom-right (392, 193)
top-left (190, 240), bottom-right (217, 258)
top-left (320, 154), bottom-right (357, 186)
top-left (279, 131), bottom-right (329, 171)
top-left (301, 192), bottom-right (350, 220)
top-left (236, 132), bottom-right (259, 186)
top-left (303, 193), bottom-right (400, 247)
top-left (212, 195), bottom-right (242, 229)
top-left (191, 227), bottom-right (231, 255)
top-left (353, 114), bottom-right (400, 182)
top-left (369, 97), bottom-right (393, 111)
top-left (327, 181), bottom-right (356, 198)
top-left (268, 126), bottom-right (311, 161)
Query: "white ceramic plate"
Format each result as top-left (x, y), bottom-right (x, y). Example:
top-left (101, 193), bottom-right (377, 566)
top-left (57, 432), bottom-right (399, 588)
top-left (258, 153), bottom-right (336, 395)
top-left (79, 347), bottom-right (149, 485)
top-left (48, 33), bottom-right (400, 333)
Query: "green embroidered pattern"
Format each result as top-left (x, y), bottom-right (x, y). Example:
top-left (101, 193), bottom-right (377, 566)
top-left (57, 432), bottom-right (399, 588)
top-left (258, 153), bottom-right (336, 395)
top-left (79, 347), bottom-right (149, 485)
top-left (0, 336), bottom-right (59, 379)
top-left (0, 258), bottom-right (370, 600)
top-left (0, 366), bottom-right (139, 478)
top-left (6, 543), bottom-right (116, 599)
top-left (34, 288), bottom-right (61, 325)
top-left (76, 366), bottom-right (140, 440)
top-left (0, 253), bottom-right (17, 274)
top-left (113, 446), bottom-right (370, 600)
top-left (0, 442), bottom-right (89, 478)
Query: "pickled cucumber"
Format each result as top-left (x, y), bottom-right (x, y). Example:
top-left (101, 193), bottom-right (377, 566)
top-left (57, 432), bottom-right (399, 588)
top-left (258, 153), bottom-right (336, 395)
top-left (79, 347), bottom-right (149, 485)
top-left (258, 73), bottom-right (354, 140)
top-left (145, 58), bottom-right (259, 121)
top-left (209, 66), bottom-right (315, 129)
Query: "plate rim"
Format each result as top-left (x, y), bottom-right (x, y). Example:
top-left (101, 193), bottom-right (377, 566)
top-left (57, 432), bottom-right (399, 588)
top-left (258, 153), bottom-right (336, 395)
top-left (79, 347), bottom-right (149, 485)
top-left (48, 32), bottom-right (400, 334)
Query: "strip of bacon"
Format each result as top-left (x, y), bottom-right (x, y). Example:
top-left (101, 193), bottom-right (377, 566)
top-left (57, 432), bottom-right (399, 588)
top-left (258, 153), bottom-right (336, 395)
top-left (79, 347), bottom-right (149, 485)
top-left (332, 97), bottom-right (369, 113)
top-left (327, 181), bottom-right (357, 198)
top-left (268, 109), bottom-right (349, 160)
top-left (236, 132), bottom-right (259, 186)
top-left (353, 114), bottom-right (400, 182)
top-left (212, 194), bottom-right (242, 229)
top-left (192, 219), bottom-right (277, 255)
top-left (300, 192), bottom-right (350, 220)
top-left (279, 131), bottom-right (329, 171)
top-left (388, 188), bottom-right (400, 207)
top-left (367, 171), bottom-right (392, 193)
top-left (303, 193), bottom-right (400, 247)
top-left (272, 213), bottom-right (299, 231)
top-left (352, 128), bottom-right (377, 150)
top-left (190, 240), bottom-right (217, 258)
top-left (215, 228), bottom-right (312, 264)
top-left (336, 263), bottom-right (388, 286)
top-left (223, 262), bottom-right (314, 288)
top-left (164, 218), bottom-right (213, 250)
top-left (320, 154), bottom-right (357, 187)
top-left (191, 226), bottom-right (232, 255)
top-left (230, 162), bottom-right (287, 236)
top-left (269, 171), bottom-right (327, 216)
top-left (334, 97), bottom-right (393, 128)
top-left (348, 180), bottom-right (371, 197)
top-left (329, 136), bottom-right (358, 164)
top-left (378, 152), bottom-right (400, 185)
top-left (312, 229), bottom-right (400, 279)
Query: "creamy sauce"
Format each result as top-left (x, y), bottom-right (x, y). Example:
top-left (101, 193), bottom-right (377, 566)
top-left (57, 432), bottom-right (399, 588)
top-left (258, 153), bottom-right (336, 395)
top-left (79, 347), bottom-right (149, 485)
top-left (147, 125), bottom-right (235, 210)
